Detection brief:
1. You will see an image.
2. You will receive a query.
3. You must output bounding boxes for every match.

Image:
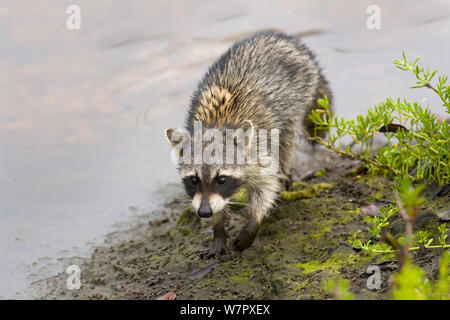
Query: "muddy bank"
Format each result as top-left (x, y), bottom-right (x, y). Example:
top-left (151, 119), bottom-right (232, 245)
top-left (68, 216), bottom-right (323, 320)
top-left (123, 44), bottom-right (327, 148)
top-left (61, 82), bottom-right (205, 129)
top-left (38, 151), bottom-right (449, 300)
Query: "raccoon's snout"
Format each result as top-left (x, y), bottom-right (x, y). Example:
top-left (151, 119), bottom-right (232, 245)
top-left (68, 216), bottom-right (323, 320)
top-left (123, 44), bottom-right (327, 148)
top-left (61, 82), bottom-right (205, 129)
top-left (197, 197), bottom-right (213, 218)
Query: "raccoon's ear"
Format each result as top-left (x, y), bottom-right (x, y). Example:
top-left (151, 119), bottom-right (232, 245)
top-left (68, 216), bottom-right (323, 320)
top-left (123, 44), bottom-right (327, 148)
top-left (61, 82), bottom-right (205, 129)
top-left (164, 128), bottom-right (181, 148)
top-left (165, 127), bottom-right (187, 159)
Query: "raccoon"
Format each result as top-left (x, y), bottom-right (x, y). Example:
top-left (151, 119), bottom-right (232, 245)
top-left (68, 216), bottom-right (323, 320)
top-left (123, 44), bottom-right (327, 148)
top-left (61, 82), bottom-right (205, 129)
top-left (165, 31), bottom-right (332, 258)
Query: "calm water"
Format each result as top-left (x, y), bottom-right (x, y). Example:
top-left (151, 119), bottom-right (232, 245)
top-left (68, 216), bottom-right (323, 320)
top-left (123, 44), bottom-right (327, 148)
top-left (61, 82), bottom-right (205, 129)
top-left (0, 0), bottom-right (449, 298)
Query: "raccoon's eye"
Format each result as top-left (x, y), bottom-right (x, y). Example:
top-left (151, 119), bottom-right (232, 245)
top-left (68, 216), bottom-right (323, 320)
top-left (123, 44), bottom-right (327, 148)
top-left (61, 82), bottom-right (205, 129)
top-left (191, 176), bottom-right (199, 185)
top-left (217, 176), bottom-right (227, 185)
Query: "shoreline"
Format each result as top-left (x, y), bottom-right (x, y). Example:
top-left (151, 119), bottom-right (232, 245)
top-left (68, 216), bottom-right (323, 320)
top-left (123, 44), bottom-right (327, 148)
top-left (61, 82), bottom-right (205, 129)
top-left (37, 151), bottom-right (450, 299)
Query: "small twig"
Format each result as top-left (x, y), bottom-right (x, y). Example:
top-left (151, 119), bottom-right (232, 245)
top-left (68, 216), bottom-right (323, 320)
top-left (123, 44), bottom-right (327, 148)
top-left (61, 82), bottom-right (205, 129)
top-left (393, 191), bottom-right (417, 269)
top-left (308, 136), bottom-right (410, 178)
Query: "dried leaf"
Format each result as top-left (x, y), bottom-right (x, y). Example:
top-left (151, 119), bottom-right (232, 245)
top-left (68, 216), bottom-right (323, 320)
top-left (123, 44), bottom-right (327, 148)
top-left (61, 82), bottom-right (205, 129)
top-left (156, 291), bottom-right (177, 300)
top-left (379, 123), bottom-right (409, 133)
top-left (360, 203), bottom-right (381, 216)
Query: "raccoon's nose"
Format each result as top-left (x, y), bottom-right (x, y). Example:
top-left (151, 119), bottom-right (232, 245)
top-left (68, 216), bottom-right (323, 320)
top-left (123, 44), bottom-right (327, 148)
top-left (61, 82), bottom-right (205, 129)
top-left (197, 197), bottom-right (213, 218)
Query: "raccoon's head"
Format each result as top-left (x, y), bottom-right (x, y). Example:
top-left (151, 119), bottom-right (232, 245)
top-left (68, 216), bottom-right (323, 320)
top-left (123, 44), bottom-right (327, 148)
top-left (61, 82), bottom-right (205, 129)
top-left (164, 126), bottom-right (246, 218)
top-left (180, 166), bottom-right (242, 218)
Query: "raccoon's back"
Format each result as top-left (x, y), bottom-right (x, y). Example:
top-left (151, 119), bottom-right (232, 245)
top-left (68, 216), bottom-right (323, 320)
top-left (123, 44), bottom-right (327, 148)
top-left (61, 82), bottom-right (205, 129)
top-left (186, 31), bottom-right (322, 130)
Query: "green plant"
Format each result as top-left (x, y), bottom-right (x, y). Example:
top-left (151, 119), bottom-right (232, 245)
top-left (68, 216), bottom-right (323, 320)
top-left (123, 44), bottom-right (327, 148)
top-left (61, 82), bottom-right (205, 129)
top-left (394, 52), bottom-right (449, 113)
top-left (348, 181), bottom-right (449, 300)
top-left (331, 247), bottom-right (450, 300)
top-left (366, 203), bottom-right (397, 239)
top-left (321, 53), bottom-right (450, 300)
top-left (309, 52), bottom-right (450, 185)
top-left (415, 230), bottom-right (432, 246)
top-left (324, 278), bottom-right (354, 300)
top-left (315, 168), bottom-right (326, 177)
top-left (353, 180), bottom-right (449, 256)
top-left (438, 223), bottom-right (449, 246)
top-left (392, 252), bottom-right (450, 300)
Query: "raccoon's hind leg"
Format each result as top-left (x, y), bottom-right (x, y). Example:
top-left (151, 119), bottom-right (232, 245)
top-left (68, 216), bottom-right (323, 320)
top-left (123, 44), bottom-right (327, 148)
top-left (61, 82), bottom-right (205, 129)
top-left (200, 210), bottom-right (227, 259)
top-left (281, 137), bottom-right (296, 191)
top-left (233, 177), bottom-right (280, 251)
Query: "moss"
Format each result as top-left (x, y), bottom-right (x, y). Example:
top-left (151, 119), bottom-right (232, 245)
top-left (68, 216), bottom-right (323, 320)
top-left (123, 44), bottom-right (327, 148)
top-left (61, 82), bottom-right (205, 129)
top-left (177, 207), bottom-right (199, 226)
top-left (295, 252), bottom-right (368, 275)
top-left (229, 265), bottom-right (254, 283)
top-left (280, 182), bottom-right (334, 201)
top-left (176, 208), bottom-right (202, 234)
top-left (291, 181), bottom-right (309, 190)
top-left (296, 260), bottom-right (338, 275)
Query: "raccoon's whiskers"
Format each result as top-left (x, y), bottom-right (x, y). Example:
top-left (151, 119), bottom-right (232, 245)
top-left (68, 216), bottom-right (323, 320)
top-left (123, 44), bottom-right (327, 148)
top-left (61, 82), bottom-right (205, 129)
top-left (227, 201), bottom-right (249, 207)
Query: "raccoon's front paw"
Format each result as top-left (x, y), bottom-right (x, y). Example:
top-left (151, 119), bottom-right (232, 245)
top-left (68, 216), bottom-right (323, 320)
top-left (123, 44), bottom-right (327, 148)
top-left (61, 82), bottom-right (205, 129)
top-left (199, 239), bottom-right (226, 259)
top-left (233, 230), bottom-right (256, 252)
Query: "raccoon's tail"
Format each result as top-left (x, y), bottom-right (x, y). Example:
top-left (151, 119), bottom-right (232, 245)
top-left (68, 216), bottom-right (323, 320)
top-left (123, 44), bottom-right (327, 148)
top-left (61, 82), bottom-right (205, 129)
top-left (302, 73), bottom-right (333, 142)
